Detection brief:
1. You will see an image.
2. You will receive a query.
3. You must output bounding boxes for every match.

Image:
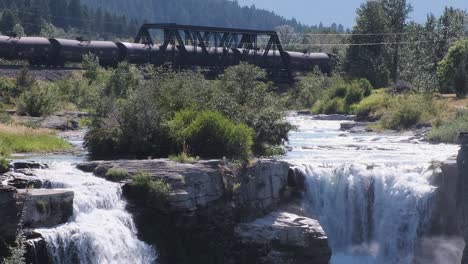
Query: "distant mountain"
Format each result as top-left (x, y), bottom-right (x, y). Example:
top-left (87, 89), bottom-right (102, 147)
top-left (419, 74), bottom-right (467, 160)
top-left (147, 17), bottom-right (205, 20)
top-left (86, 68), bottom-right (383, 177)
top-left (80, 0), bottom-right (309, 31)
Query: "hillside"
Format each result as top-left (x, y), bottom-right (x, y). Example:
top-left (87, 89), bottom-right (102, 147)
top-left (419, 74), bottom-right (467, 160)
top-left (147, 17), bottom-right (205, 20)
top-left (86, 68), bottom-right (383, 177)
top-left (80, 0), bottom-right (309, 31)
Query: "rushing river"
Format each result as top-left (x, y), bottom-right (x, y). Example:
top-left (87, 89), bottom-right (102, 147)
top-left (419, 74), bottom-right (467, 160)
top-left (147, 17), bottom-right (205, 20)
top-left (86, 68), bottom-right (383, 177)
top-left (284, 115), bottom-right (461, 264)
top-left (16, 132), bottom-right (157, 264)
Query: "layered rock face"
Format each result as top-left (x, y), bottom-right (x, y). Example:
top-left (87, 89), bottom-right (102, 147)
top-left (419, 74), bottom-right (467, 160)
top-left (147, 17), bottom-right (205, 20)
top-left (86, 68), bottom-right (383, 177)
top-left (235, 211), bottom-right (330, 264)
top-left (19, 189), bottom-right (74, 228)
top-left (0, 185), bottom-right (20, 243)
top-left (458, 134), bottom-right (468, 264)
top-left (78, 159), bottom-right (331, 264)
top-left (421, 133), bottom-right (468, 264)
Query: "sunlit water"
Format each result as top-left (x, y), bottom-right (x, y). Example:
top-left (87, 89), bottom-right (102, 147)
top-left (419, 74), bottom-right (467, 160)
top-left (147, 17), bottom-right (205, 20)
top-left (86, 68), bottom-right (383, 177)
top-left (16, 130), bottom-right (157, 264)
top-left (284, 115), bottom-right (460, 264)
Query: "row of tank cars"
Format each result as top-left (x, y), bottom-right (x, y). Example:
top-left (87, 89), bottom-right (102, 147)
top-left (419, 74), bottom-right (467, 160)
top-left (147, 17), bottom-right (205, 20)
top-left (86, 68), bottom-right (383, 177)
top-left (0, 35), bottom-right (331, 73)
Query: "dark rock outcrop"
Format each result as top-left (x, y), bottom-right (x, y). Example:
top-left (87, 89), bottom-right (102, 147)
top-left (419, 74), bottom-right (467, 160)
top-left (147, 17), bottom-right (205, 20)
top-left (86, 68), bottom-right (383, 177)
top-left (0, 185), bottom-right (20, 243)
top-left (458, 133), bottom-right (468, 263)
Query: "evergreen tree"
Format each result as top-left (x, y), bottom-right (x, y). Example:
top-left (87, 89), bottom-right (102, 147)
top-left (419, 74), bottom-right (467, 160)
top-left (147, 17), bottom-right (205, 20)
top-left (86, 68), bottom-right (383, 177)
top-left (68, 0), bottom-right (83, 29)
top-left (0, 9), bottom-right (18, 33)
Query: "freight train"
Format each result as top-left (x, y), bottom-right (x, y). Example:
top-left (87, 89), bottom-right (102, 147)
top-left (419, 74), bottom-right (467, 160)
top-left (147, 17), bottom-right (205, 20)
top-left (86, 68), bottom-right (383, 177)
top-left (0, 35), bottom-right (332, 75)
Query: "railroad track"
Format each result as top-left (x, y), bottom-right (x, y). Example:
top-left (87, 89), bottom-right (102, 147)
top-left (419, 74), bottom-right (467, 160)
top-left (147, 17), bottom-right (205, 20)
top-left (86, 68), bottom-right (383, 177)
top-left (0, 64), bottom-right (82, 71)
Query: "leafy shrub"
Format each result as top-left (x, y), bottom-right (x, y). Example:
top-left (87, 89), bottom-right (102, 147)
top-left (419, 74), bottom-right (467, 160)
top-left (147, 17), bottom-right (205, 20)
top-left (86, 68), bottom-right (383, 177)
top-left (313, 78), bottom-right (373, 114)
top-left (287, 71), bottom-right (344, 109)
top-left (35, 201), bottom-right (47, 214)
top-left (56, 75), bottom-right (100, 110)
top-left (0, 77), bottom-right (16, 103)
top-left (17, 83), bottom-right (60, 117)
top-left (169, 152), bottom-right (199, 163)
top-left (12, 67), bottom-right (35, 98)
top-left (170, 110), bottom-right (254, 160)
top-left (428, 111), bottom-right (468, 143)
top-left (351, 89), bottom-right (391, 120)
top-left (378, 94), bottom-right (445, 130)
top-left (437, 39), bottom-right (468, 97)
top-left (379, 96), bottom-right (423, 129)
top-left (105, 168), bottom-right (129, 182)
top-left (0, 156), bottom-right (9, 174)
top-left (0, 112), bottom-right (11, 124)
top-left (85, 64), bottom-right (291, 158)
top-left (314, 98), bottom-right (346, 114)
top-left (130, 172), bottom-right (171, 209)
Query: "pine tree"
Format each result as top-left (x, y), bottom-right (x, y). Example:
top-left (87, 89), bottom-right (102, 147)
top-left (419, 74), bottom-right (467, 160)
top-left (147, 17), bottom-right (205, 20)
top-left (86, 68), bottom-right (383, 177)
top-left (0, 9), bottom-right (18, 34)
top-left (68, 0), bottom-right (83, 29)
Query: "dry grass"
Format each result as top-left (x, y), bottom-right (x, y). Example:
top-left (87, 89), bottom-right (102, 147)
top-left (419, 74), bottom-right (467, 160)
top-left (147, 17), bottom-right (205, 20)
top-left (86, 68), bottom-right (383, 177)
top-left (0, 123), bottom-right (55, 136)
top-left (0, 123), bottom-right (70, 155)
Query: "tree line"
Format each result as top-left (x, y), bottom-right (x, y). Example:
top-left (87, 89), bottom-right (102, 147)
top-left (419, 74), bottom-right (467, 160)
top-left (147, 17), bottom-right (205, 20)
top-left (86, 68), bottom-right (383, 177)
top-left (0, 0), bottom-right (139, 39)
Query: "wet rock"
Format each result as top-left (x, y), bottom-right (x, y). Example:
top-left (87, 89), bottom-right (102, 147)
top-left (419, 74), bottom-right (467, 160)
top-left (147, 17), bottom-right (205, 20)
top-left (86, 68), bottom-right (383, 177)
top-left (40, 115), bottom-right (79, 131)
top-left (312, 114), bottom-right (355, 121)
top-left (340, 121), bottom-right (369, 133)
top-left (296, 110), bottom-right (312, 115)
top-left (18, 189), bottom-right (74, 228)
top-left (12, 161), bottom-right (48, 170)
top-left (42, 111), bottom-right (88, 130)
top-left (235, 211), bottom-right (331, 264)
top-left (24, 231), bottom-right (50, 264)
top-left (7, 176), bottom-right (43, 189)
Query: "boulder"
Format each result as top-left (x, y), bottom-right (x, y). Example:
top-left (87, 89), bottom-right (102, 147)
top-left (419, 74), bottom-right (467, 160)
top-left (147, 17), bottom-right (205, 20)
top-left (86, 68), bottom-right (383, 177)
top-left (235, 211), bottom-right (331, 264)
top-left (18, 189), bottom-right (74, 228)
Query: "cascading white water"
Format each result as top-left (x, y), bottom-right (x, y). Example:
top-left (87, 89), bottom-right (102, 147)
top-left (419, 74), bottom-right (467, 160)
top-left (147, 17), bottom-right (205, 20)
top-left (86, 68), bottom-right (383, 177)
top-left (284, 115), bottom-right (460, 264)
top-left (30, 160), bottom-right (157, 264)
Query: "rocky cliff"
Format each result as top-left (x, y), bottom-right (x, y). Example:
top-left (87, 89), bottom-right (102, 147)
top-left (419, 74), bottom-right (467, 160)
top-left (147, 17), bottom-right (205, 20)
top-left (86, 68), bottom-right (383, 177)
top-left (416, 133), bottom-right (468, 264)
top-left (78, 159), bottom-right (331, 264)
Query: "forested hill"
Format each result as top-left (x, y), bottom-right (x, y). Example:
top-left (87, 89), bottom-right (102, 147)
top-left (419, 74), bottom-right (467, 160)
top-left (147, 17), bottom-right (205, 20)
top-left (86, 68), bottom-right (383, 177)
top-left (80, 0), bottom-right (310, 31)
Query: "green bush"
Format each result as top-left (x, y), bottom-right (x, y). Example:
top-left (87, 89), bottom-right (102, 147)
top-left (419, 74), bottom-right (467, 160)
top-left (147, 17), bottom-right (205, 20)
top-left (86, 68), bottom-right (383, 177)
top-left (56, 75), bottom-right (100, 110)
top-left (379, 96), bottom-right (423, 130)
top-left (85, 64), bottom-right (291, 158)
top-left (35, 201), bottom-right (47, 214)
top-left (313, 78), bottom-right (373, 115)
top-left (0, 77), bottom-right (16, 103)
top-left (287, 71), bottom-right (344, 109)
top-left (17, 83), bottom-right (60, 117)
top-left (0, 112), bottom-right (11, 124)
top-left (169, 152), bottom-right (199, 163)
top-left (351, 89), bottom-right (391, 119)
top-left (437, 39), bottom-right (468, 97)
top-left (105, 168), bottom-right (129, 182)
top-left (130, 172), bottom-right (171, 209)
top-left (428, 111), bottom-right (468, 143)
top-left (170, 110), bottom-right (254, 160)
top-left (0, 156), bottom-right (9, 174)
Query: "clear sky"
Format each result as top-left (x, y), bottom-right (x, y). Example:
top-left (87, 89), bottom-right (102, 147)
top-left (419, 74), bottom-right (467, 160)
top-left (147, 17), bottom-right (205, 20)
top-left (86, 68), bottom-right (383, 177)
top-left (235, 0), bottom-right (468, 28)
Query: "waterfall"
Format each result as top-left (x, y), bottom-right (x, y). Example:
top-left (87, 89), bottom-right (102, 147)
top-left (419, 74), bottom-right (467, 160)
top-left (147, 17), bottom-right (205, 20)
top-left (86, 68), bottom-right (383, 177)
top-left (296, 163), bottom-right (434, 263)
top-left (33, 161), bottom-right (157, 264)
top-left (284, 115), bottom-right (460, 264)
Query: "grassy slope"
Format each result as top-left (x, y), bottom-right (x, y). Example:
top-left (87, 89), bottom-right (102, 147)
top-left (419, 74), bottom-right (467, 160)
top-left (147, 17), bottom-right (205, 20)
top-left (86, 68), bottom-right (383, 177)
top-left (0, 124), bottom-right (71, 154)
